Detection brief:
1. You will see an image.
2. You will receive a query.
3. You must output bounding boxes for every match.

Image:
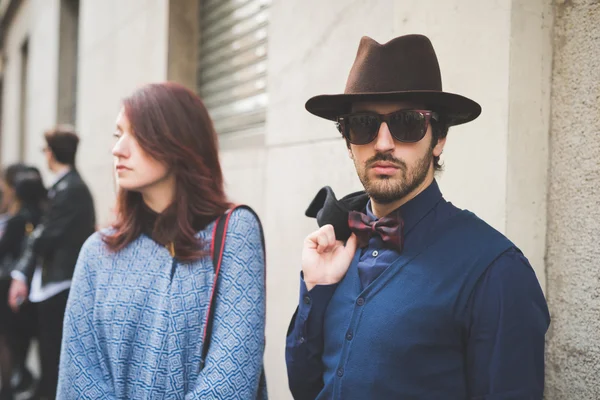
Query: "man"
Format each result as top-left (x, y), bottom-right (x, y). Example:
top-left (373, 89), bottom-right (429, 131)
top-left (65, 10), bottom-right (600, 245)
top-left (285, 34), bottom-right (549, 399)
top-left (8, 126), bottom-right (95, 400)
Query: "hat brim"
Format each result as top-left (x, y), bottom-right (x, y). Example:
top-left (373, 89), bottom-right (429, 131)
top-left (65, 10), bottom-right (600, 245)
top-left (305, 91), bottom-right (481, 126)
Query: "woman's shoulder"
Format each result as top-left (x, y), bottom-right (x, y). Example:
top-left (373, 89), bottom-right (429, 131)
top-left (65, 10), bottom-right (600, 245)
top-left (0, 213), bottom-right (27, 238)
top-left (76, 229), bottom-right (140, 270)
top-left (6, 212), bottom-right (26, 225)
top-left (82, 228), bottom-right (164, 262)
top-left (79, 229), bottom-right (120, 260)
top-left (200, 206), bottom-right (262, 241)
top-left (79, 231), bottom-right (105, 255)
top-left (221, 206), bottom-right (264, 256)
top-left (226, 206), bottom-right (262, 233)
top-left (0, 214), bottom-right (26, 244)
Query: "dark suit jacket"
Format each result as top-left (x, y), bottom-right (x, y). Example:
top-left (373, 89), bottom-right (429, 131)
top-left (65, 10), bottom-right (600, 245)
top-left (14, 169), bottom-right (96, 285)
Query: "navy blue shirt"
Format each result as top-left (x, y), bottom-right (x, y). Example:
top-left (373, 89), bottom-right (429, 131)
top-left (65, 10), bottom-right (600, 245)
top-left (357, 196), bottom-right (423, 289)
top-left (286, 180), bottom-right (550, 399)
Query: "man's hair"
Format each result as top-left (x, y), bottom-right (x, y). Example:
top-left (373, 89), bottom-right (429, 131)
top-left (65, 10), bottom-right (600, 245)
top-left (44, 125), bottom-right (80, 166)
top-left (430, 118), bottom-right (450, 172)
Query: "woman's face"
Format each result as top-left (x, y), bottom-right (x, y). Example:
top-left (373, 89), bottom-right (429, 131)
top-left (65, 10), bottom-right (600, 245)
top-left (0, 178), bottom-right (15, 203)
top-left (111, 108), bottom-right (172, 193)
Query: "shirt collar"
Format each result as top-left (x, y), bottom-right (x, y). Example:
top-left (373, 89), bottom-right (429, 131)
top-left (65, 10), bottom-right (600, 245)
top-left (366, 179), bottom-right (443, 234)
top-left (49, 168), bottom-right (72, 188)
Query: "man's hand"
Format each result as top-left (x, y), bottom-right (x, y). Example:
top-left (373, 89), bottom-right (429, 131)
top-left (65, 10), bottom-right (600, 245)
top-left (302, 225), bottom-right (358, 291)
top-left (8, 279), bottom-right (28, 312)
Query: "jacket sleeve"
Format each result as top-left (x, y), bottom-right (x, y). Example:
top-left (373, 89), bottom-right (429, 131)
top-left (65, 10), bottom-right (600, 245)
top-left (11, 231), bottom-right (38, 283)
top-left (186, 208), bottom-right (267, 400)
top-left (56, 235), bottom-right (117, 399)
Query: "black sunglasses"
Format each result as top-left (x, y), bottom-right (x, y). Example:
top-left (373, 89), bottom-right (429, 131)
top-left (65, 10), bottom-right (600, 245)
top-left (336, 109), bottom-right (439, 145)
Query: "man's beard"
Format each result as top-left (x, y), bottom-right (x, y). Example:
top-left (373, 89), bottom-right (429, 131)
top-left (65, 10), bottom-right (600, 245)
top-left (355, 150), bottom-right (433, 205)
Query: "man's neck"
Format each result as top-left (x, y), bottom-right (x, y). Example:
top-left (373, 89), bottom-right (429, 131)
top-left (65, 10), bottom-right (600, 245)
top-left (370, 174), bottom-right (434, 218)
top-left (52, 163), bottom-right (72, 176)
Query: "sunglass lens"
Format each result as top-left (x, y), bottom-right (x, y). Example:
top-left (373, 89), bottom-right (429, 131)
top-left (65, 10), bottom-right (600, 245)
top-left (388, 111), bottom-right (427, 142)
top-left (346, 114), bottom-right (380, 144)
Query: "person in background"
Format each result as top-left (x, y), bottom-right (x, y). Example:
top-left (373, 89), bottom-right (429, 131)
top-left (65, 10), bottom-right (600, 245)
top-left (0, 165), bottom-right (46, 400)
top-left (9, 126), bottom-right (96, 400)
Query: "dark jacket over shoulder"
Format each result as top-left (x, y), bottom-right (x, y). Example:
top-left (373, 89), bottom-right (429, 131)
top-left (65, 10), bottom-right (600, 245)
top-left (14, 169), bottom-right (95, 285)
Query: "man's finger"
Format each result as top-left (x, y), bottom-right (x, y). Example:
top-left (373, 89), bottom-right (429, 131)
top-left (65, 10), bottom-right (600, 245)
top-left (316, 231), bottom-right (332, 253)
top-left (344, 233), bottom-right (358, 256)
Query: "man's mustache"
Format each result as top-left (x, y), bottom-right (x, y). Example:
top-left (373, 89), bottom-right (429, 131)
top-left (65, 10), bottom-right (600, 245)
top-left (365, 153), bottom-right (406, 171)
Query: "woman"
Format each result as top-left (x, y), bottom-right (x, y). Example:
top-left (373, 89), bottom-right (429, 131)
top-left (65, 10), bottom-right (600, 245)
top-left (0, 165), bottom-right (46, 400)
top-left (57, 82), bottom-right (267, 399)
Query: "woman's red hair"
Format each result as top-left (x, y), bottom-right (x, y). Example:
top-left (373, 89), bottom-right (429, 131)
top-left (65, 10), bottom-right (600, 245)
top-left (103, 82), bottom-right (230, 261)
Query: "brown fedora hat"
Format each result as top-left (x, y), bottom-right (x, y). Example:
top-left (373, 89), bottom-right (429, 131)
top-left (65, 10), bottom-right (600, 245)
top-left (305, 34), bottom-right (481, 126)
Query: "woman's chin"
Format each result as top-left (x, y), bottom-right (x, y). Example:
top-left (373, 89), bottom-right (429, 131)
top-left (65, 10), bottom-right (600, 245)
top-left (116, 180), bottom-right (141, 192)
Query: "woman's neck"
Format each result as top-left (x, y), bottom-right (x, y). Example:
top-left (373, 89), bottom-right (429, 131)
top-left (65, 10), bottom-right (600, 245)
top-left (141, 177), bottom-right (175, 214)
top-left (142, 195), bottom-right (170, 214)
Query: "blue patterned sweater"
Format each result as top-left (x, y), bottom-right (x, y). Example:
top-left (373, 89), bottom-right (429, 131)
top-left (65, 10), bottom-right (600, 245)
top-left (57, 208), bottom-right (267, 399)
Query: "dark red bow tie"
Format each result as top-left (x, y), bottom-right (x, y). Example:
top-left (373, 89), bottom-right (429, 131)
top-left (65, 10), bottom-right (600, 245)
top-left (348, 210), bottom-right (404, 252)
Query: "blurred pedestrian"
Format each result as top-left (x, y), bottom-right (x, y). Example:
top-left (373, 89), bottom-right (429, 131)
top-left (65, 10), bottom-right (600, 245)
top-left (0, 165), bottom-right (46, 400)
top-left (9, 126), bottom-right (96, 400)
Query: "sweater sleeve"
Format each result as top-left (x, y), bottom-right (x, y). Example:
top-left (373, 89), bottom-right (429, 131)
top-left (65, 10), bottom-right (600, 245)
top-left (186, 208), bottom-right (267, 400)
top-left (56, 234), bottom-right (117, 399)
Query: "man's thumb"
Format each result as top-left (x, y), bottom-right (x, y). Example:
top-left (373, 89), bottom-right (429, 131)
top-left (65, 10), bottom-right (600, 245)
top-left (345, 233), bottom-right (358, 255)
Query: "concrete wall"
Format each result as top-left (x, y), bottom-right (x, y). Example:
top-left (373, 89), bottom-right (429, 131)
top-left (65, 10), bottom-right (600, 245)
top-left (0, 0), bottom-right (61, 178)
top-left (56, 0), bottom-right (79, 125)
top-left (506, 0), bottom-right (553, 292)
top-left (76, 0), bottom-right (169, 224)
top-left (166, 0), bottom-right (198, 91)
top-left (0, 0), bottom-right (30, 164)
top-left (545, 1), bottom-right (600, 399)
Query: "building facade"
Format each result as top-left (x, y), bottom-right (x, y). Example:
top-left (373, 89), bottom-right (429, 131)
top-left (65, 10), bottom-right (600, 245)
top-left (0, 0), bottom-right (598, 398)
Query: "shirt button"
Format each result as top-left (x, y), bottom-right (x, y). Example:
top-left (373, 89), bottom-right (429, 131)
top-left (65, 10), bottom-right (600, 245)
top-left (346, 331), bottom-right (353, 341)
top-left (337, 368), bottom-right (344, 377)
top-left (372, 250), bottom-right (379, 257)
top-left (356, 297), bottom-right (365, 306)
top-left (303, 295), bottom-right (311, 305)
top-left (298, 337), bottom-right (305, 344)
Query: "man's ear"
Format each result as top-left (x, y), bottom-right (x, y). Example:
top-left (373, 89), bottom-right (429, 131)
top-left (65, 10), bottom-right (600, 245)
top-left (433, 137), bottom-right (446, 157)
